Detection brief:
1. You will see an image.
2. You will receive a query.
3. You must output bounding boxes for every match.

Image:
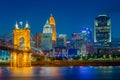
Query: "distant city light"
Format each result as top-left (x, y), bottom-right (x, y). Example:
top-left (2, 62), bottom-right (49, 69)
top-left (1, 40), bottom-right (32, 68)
top-left (82, 30), bottom-right (86, 33)
top-left (66, 41), bottom-right (70, 43)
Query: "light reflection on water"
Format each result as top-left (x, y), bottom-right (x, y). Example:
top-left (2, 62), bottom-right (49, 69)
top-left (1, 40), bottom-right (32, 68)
top-left (0, 66), bottom-right (120, 80)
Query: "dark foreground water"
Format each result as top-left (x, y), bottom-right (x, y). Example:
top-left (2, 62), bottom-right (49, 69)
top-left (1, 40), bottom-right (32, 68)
top-left (0, 66), bottom-right (120, 80)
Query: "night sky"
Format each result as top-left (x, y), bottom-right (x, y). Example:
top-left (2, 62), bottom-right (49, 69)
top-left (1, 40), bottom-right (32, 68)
top-left (0, 0), bottom-right (120, 40)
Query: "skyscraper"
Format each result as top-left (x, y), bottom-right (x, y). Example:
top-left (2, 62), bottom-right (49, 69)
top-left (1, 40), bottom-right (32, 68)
top-left (57, 34), bottom-right (66, 47)
top-left (41, 20), bottom-right (52, 50)
top-left (94, 14), bottom-right (111, 48)
top-left (49, 14), bottom-right (56, 42)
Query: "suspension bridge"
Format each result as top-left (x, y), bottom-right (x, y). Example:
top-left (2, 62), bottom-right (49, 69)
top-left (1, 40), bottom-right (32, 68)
top-left (0, 22), bottom-right (42, 67)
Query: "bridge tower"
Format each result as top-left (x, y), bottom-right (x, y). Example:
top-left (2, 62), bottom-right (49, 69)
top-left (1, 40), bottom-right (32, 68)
top-left (10, 21), bottom-right (31, 67)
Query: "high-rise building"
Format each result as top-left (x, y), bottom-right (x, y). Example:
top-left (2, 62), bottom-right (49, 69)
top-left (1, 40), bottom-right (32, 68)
top-left (70, 27), bottom-right (93, 56)
top-left (94, 14), bottom-right (111, 48)
top-left (80, 27), bottom-right (92, 41)
top-left (33, 33), bottom-right (43, 48)
top-left (41, 20), bottom-right (52, 50)
top-left (70, 28), bottom-right (92, 49)
top-left (71, 33), bottom-right (82, 49)
top-left (57, 34), bottom-right (66, 47)
top-left (49, 14), bottom-right (56, 42)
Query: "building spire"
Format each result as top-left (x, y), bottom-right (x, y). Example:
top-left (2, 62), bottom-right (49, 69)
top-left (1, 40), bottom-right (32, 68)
top-left (25, 21), bottom-right (29, 29)
top-left (49, 13), bottom-right (55, 26)
top-left (46, 20), bottom-right (50, 26)
top-left (49, 13), bottom-right (56, 41)
top-left (15, 21), bottom-right (19, 29)
top-left (43, 19), bottom-right (52, 33)
top-left (44, 19), bottom-right (51, 28)
top-left (46, 19), bottom-right (49, 24)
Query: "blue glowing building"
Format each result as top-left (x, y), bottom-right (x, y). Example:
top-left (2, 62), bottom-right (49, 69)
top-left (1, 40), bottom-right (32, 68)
top-left (70, 27), bottom-right (93, 57)
top-left (80, 27), bottom-right (92, 41)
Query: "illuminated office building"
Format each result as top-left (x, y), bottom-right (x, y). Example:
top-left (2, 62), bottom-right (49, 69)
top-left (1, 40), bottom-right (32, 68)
top-left (71, 27), bottom-right (92, 49)
top-left (80, 27), bottom-right (92, 41)
top-left (94, 14), bottom-right (111, 48)
top-left (57, 34), bottom-right (66, 47)
top-left (41, 20), bottom-right (52, 50)
top-left (49, 14), bottom-right (56, 42)
top-left (34, 33), bottom-right (43, 48)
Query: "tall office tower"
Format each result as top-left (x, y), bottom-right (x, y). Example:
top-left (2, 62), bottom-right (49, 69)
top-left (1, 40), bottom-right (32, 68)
top-left (49, 14), bottom-right (56, 42)
top-left (57, 34), bottom-right (66, 47)
top-left (94, 14), bottom-right (111, 48)
top-left (41, 20), bottom-right (52, 50)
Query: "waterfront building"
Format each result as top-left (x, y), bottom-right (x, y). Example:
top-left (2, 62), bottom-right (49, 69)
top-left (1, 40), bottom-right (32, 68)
top-left (70, 27), bottom-right (93, 57)
top-left (54, 46), bottom-right (67, 59)
top-left (53, 34), bottom-right (67, 58)
top-left (57, 34), bottom-right (66, 47)
top-left (49, 14), bottom-right (56, 42)
top-left (71, 28), bottom-right (92, 49)
top-left (33, 33), bottom-right (43, 48)
top-left (71, 33), bottom-right (82, 49)
top-left (94, 14), bottom-right (111, 48)
top-left (80, 27), bottom-right (92, 41)
top-left (41, 20), bottom-right (52, 50)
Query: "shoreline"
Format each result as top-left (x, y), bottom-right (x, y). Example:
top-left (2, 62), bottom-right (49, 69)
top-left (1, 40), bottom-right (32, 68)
top-left (1, 60), bottom-right (120, 67)
top-left (31, 60), bottom-right (120, 67)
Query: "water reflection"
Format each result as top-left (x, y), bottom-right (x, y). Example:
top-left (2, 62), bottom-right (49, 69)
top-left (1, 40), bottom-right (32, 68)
top-left (39, 67), bottom-right (60, 76)
top-left (9, 67), bottom-right (33, 77)
top-left (0, 66), bottom-right (120, 80)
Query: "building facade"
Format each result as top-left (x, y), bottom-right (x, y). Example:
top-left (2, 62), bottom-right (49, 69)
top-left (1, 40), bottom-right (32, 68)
top-left (94, 14), bottom-right (111, 48)
top-left (80, 27), bottom-right (92, 41)
top-left (49, 14), bottom-right (56, 42)
top-left (41, 20), bottom-right (52, 50)
top-left (70, 27), bottom-right (93, 57)
top-left (57, 34), bottom-right (66, 47)
top-left (33, 33), bottom-right (43, 48)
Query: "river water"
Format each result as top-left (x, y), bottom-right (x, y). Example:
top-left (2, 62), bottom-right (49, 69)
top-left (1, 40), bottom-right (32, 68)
top-left (0, 66), bottom-right (120, 80)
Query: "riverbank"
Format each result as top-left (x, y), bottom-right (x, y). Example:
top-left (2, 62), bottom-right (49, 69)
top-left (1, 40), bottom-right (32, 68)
top-left (1, 60), bottom-right (120, 67)
top-left (32, 60), bottom-right (120, 66)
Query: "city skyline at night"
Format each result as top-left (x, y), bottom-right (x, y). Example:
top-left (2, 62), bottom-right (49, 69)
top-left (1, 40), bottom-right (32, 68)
top-left (0, 0), bottom-right (120, 40)
top-left (1, 1), bottom-right (120, 80)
